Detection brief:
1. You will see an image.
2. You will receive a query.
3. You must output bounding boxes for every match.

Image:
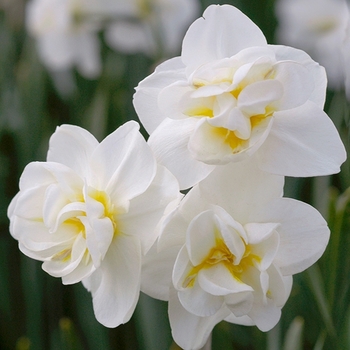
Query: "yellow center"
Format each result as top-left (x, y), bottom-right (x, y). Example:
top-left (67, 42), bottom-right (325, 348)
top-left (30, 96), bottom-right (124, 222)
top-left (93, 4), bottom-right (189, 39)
top-left (90, 189), bottom-right (119, 234)
top-left (186, 67), bottom-right (276, 153)
top-left (183, 237), bottom-right (260, 288)
top-left (52, 189), bottom-right (119, 263)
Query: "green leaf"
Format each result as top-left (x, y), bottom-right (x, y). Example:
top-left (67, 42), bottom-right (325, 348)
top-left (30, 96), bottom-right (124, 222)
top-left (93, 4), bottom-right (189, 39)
top-left (306, 265), bottom-right (336, 338)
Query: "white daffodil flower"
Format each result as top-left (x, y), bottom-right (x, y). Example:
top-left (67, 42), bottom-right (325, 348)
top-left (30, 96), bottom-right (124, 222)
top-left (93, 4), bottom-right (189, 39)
top-left (8, 121), bottom-right (181, 328)
top-left (275, 0), bottom-right (350, 90)
top-left (141, 161), bottom-right (330, 350)
top-left (26, 0), bottom-right (109, 78)
top-left (133, 4), bottom-right (346, 189)
top-left (104, 0), bottom-right (200, 57)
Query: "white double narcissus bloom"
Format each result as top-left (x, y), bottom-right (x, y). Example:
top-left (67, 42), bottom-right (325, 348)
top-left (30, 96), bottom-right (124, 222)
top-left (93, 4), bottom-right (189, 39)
top-left (7, 121), bottom-right (180, 327)
top-left (133, 4), bottom-right (346, 189)
top-left (141, 161), bottom-right (330, 350)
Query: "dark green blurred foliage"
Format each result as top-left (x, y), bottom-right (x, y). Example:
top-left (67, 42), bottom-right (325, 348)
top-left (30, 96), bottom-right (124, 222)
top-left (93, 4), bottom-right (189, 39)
top-left (1, 0), bottom-right (350, 349)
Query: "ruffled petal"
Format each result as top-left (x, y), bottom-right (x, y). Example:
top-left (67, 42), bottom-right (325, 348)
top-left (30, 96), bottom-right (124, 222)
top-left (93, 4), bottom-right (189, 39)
top-left (270, 45), bottom-right (327, 108)
top-left (271, 60), bottom-right (314, 110)
top-left (169, 287), bottom-right (230, 350)
top-left (84, 234), bottom-right (141, 327)
top-left (90, 121), bottom-right (156, 202)
top-left (225, 292), bottom-right (254, 317)
top-left (148, 118), bottom-right (215, 189)
top-left (198, 264), bottom-right (253, 295)
top-left (258, 101), bottom-right (346, 176)
top-left (178, 278), bottom-right (224, 317)
top-left (133, 57), bottom-right (186, 134)
top-left (186, 210), bottom-right (217, 266)
top-left (198, 160), bottom-right (284, 223)
top-left (120, 164), bottom-right (181, 253)
top-left (251, 198), bottom-right (330, 275)
top-left (141, 242), bottom-right (180, 301)
top-left (12, 216), bottom-right (74, 257)
top-left (247, 265), bottom-right (292, 331)
top-left (47, 125), bottom-right (98, 178)
top-left (182, 5), bottom-right (267, 73)
top-left (238, 79), bottom-right (284, 116)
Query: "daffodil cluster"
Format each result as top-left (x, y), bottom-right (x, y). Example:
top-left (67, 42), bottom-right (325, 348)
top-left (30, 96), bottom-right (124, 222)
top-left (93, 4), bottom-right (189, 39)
top-left (8, 4), bottom-right (347, 350)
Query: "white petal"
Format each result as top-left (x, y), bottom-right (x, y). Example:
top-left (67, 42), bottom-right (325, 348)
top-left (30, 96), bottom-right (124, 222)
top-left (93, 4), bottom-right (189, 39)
top-left (258, 101), bottom-right (346, 176)
top-left (157, 207), bottom-right (190, 252)
top-left (249, 299), bottom-right (281, 332)
top-left (245, 223), bottom-right (280, 245)
top-left (141, 242), bottom-right (180, 301)
top-left (61, 255), bottom-right (94, 285)
top-left (18, 162), bottom-right (55, 191)
top-left (198, 264), bottom-right (253, 295)
top-left (182, 5), bottom-right (267, 73)
top-left (39, 162), bottom-right (83, 197)
top-left (133, 57), bottom-right (186, 134)
top-left (252, 198), bottom-right (330, 275)
top-left (90, 121), bottom-right (156, 202)
top-left (50, 202), bottom-right (86, 233)
top-left (271, 60), bottom-right (314, 110)
top-left (120, 164), bottom-right (180, 254)
top-left (88, 217), bottom-right (114, 267)
top-left (214, 208), bottom-right (247, 261)
top-left (189, 119), bottom-right (246, 164)
top-left (85, 234), bottom-right (141, 327)
top-left (265, 265), bottom-right (293, 308)
top-left (245, 224), bottom-right (280, 271)
top-left (178, 278), bottom-right (224, 317)
top-left (42, 232), bottom-right (87, 278)
top-left (43, 184), bottom-right (70, 230)
top-left (11, 186), bottom-right (46, 219)
top-left (186, 210), bottom-right (217, 266)
top-left (189, 114), bottom-right (274, 165)
top-left (157, 81), bottom-right (198, 120)
top-left (225, 313), bottom-right (254, 326)
top-left (225, 292), bottom-right (254, 317)
top-left (148, 118), bottom-right (215, 189)
top-left (198, 160), bottom-right (284, 223)
top-left (247, 265), bottom-right (292, 331)
top-left (169, 287), bottom-right (230, 350)
top-left (172, 245), bottom-right (193, 291)
top-left (238, 79), bottom-right (283, 115)
top-left (47, 125), bottom-right (98, 177)
top-left (11, 216), bottom-right (74, 257)
top-left (270, 45), bottom-right (327, 108)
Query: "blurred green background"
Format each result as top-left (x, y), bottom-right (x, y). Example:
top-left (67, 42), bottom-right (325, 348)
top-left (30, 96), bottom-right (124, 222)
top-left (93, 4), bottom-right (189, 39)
top-left (1, 0), bottom-right (350, 349)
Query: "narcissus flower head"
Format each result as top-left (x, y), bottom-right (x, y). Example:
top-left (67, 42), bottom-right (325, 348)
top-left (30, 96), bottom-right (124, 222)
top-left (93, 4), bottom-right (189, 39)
top-left (8, 121), bottom-right (181, 328)
top-left (141, 161), bottom-right (330, 349)
top-left (134, 4), bottom-right (346, 189)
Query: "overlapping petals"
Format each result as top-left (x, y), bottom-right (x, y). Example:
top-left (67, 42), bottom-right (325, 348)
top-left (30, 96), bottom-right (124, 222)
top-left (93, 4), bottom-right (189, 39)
top-left (141, 161), bottom-right (329, 349)
top-left (134, 4), bottom-right (346, 189)
top-left (8, 121), bottom-right (181, 327)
